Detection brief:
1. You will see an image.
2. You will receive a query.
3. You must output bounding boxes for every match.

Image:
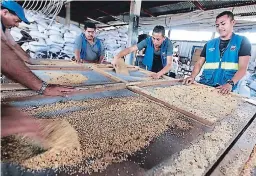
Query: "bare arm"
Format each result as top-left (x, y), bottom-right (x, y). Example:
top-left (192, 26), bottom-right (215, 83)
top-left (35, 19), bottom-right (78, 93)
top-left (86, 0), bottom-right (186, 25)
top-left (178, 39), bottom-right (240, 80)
top-left (1, 104), bottom-right (41, 138)
top-left (1, 41), bottom-right (43, 90)
top-left (74, 49), bottom-right (81, 63)
top-left (232, 56), bottom-right (250, 84)
top-left (191, 57), bottom-right (205, 78)
top-left (98, 55), bottom-right (104, 64)
top-left (2, 41), bottom-right (75, 96)
top-left (160, 56), bottom-right (173, 75)
top-left (112, 45), bottom-right (138, 66)
top-left (183, 57), bottom-right (205, 84)
top-left (13, 44), bottom-right (30, 63)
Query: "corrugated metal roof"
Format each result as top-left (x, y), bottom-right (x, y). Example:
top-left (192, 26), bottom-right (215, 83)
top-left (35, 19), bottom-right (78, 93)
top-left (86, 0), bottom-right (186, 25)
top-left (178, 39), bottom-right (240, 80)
top-left (233, 4), bottom-right (256, 15)
top-left (149, 1), bottom-right (196, 13)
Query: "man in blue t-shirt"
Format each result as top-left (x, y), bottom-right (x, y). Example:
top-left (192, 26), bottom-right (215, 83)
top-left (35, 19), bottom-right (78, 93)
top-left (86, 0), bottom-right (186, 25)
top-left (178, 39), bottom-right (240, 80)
top-left (74, 22), bottom-right (105, 63)
top-left (112, 25), bottom-right (173, 79)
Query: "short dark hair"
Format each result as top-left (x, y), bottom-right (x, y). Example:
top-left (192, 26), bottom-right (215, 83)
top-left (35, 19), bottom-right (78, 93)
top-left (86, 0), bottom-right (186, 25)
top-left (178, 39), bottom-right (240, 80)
top-left (84, 22), bottom-right (96, 30)
top-left (153, 25), bottom-right (165, 36)
top-left (216, 11), bottom-right (234, 20)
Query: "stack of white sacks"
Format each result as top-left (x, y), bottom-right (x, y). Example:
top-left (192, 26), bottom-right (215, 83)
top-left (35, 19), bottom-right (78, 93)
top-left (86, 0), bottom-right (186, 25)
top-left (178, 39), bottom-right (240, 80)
top-left (97, 26), bottom-right (128, 61)
top-left (10, 10), bottom-right (82, 59)
top-left (10, 10), bottom-right (129, 60)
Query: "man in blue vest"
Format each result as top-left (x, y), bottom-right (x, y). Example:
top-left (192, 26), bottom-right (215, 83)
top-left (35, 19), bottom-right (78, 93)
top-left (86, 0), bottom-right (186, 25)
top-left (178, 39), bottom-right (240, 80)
top-left (74, 22), bottom-right (105, 63)
top-left (184, 11), bottom-right (251, 95)
top-left (112, 25), bottom-right (173, 79)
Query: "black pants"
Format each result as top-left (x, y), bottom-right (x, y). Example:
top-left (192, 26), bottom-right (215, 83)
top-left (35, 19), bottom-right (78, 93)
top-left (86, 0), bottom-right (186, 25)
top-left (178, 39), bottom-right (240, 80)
top-left (168, 72), bottom-right (176, 78)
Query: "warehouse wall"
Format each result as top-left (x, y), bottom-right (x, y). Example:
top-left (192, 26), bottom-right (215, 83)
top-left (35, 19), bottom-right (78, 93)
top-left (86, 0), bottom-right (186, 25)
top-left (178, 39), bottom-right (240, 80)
top-left (173, 40), bottom-right (206, 59)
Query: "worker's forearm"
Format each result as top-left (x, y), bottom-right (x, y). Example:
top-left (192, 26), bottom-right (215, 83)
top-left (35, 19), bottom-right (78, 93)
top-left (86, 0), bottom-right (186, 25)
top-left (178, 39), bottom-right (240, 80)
top-left (158, 64), bottom-right (172, 76)
top-left (115, 48), bottom-right (132, 59)
top-left (98, 56), bottom-right (104, 64)
top-left (14, 45), bottom-right (30, 62)
top-left (74, 50), bottom-right (80, 60)
top-left (191, 63), bottom-right (202, 78)
top-left (231, 69), bottom-right (247, 84)
top-left (1, 52), bottom-right (42, 91)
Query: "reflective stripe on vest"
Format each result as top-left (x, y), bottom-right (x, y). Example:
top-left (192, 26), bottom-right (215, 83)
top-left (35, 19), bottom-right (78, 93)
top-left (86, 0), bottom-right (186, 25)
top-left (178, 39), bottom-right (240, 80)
top-left (204, 62), bottom-right (238, 70)
top-left (221, 62), bottom-right (238, 70)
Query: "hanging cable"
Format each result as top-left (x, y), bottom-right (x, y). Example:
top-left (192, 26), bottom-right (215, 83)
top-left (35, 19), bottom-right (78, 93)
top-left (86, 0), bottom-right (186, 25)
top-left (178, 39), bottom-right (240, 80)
top-left (35, 0), bottom-right (43, 11)
top-left (27, 0), bottom-right (36, 10)
top-left (38, 0), bottom-right (48, 14)
top-left (31, 0), bottom-right (39, 11)
top-left (41, 0), bottom-right (52, 15)
top-left (22, 0), bottom-right (27, 8)
top-left (45, 0), bottom-right (58, 16)
top-left (48, 0), bottom-right (64, 27)
top-left (23, 0), bottom-right (32, 9)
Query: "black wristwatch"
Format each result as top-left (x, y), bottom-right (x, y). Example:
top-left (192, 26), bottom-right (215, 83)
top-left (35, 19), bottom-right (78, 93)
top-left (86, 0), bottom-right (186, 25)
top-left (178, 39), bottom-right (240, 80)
top-left (37, 81), bottom-right (48, 95)
top-left (227, 80), bottom-right (235, 87)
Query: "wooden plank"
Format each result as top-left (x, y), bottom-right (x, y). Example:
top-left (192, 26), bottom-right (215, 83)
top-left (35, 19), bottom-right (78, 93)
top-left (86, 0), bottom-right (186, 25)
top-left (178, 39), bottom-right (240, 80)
top-left (137, 67), bottom-right (174, 80)
top-left (127, 79), bottom-right (183, 87)
top-left (127, 85), bottom-right (213, 127)
top-left (28, 65), bottom-right (91, 71)
top-left (1, 83), bottom-right (27, 91)
top-left (96, 67), bottom-right (140, 72)
top-left (244, 98), bottom-right (256, 106)
top-left (3, 83), bottom-right (127, 102)
top-left (91, 66), bottom-right (128, 83)
top-left (88, 63), bottom-right (137, 69)
top-left (28, 59), bottom-right (80, 65)
top-left (210, 117), bottom-right (256, 176)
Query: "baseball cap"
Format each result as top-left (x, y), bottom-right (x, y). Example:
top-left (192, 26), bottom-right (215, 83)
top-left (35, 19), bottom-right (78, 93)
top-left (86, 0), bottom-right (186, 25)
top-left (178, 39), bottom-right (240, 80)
top-left (1, 0), bottom-right (30, 24)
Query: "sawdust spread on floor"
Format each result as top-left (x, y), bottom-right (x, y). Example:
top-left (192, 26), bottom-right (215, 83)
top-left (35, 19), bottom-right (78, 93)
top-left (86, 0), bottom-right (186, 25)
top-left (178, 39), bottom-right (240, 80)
top-left (39, 60), bottom-right (79, 66)
top-left (2, 96), bottom-right (191, 174)
top-left (151, 84), bottom-right (239, 123)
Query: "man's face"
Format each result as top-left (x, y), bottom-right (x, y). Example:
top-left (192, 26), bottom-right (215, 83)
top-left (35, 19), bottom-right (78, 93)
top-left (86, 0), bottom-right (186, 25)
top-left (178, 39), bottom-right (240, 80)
top-left (84, 27), bottom-right (96, 40)
top-left (1, 9), bottom-right (21, 28)
top-left (152, 32), bottom-right (165, 48)
top-left (215, 15), bottom-right (235, 38)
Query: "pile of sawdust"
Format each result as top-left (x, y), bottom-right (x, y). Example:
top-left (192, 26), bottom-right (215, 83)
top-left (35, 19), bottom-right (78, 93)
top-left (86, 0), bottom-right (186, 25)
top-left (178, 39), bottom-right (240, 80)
top-left (39, 60), bottom-right (79, 66)
top-left (241, 145), bottom-right (256, 176)
top-left (2, 96), bottom-right (191, 174)
top-left (1, 119), bottom-right (82, 170)
top-left (151, 84), bottom-right (239, 123)
top-left (46, 72), bottom-right (88, 85)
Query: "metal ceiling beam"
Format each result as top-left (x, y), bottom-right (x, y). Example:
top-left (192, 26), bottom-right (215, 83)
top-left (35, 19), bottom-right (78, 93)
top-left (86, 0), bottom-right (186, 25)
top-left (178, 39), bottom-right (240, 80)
top-left (85, 17), bottom-right (116, 28)
top-left (96, 9), bottom-right (128, 24)
top-left (142, 8), bottom-right (156, 17)
top-left (191, 1), bottom-right (205, 11)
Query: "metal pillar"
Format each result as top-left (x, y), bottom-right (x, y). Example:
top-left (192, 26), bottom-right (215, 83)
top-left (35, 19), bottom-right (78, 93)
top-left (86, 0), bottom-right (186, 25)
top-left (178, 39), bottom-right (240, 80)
top-left (168, 29), bottom-right (172, 39)
top-left (126, 0), bottom-right (142, 65)
top-left (211, 32), bottom-right (216, 39)
top-left (65, 2), bottom-right (71, 26)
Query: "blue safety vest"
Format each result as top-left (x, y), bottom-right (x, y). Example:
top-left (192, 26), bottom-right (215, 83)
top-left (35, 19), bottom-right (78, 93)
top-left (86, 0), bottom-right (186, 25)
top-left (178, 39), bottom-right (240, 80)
top-left (199, 33), bottom-right (243, 90)
top-left (142, 37), bottom-right (168, 71)
top-left (80, 33), bottom-right (101, 60)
